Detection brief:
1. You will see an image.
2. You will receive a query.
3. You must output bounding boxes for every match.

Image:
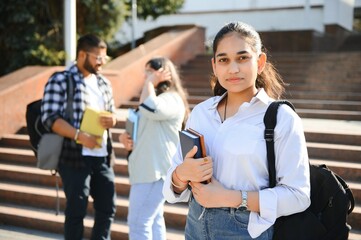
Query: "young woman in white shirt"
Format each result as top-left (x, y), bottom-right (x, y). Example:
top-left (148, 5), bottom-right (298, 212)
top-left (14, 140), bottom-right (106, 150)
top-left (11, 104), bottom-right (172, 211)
top-left (163, 21), bottom-right (311, 239)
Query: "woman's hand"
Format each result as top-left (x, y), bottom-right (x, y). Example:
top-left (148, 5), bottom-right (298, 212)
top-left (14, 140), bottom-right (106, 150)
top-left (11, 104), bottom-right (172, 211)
top-left (147, 67), bottom-right (171, 87)
top-left (119, 132), bottom-right (133, 151)
top-left (176, 146), bottom-right (213, 183)
top-left (190, 177), bottom-right (226, 208)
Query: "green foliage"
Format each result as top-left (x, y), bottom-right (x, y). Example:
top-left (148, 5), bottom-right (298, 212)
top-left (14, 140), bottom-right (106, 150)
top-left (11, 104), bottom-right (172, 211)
top-left (0, 0), bottom-right (63, 76)
top-left (0, 0), bottom-right (126, 76)
top-left (77, 0), bottom-right (126, 40)
top-left (0, 0), bottom-right (184, 77)
top-left (125, 0), bottom-right (184, 20)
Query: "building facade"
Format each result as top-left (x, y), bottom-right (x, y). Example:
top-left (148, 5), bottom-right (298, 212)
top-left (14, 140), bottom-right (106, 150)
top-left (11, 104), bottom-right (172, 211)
top-left (116, 0), bottom-right (360, 45)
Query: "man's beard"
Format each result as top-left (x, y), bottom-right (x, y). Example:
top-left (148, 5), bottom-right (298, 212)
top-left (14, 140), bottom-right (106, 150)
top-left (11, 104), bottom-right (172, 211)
top-left (83, 56), bottom-right (98, 74)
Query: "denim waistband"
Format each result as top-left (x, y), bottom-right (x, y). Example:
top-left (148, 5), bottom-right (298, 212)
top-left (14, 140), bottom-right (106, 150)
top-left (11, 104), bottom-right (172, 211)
top-left (191, 195), bottom-right (248, 214)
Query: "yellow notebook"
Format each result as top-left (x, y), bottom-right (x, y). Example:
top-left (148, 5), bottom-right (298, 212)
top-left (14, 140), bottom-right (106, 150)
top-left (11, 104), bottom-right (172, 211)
top-left (79, 107), bottom-right (111, 146)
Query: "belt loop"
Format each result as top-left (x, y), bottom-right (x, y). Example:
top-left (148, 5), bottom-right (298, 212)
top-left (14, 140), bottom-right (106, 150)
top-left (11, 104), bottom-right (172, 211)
top-left (230, 208), bottom-right (235, 215)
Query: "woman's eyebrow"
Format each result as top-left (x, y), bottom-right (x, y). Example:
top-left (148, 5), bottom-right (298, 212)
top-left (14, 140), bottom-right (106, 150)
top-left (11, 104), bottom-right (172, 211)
top-left (215, 50), bottom-right (249, 58)
top-left (237, 50), bottom-right (249, 55)
top-left (215, 53), bottom-right (227, 58)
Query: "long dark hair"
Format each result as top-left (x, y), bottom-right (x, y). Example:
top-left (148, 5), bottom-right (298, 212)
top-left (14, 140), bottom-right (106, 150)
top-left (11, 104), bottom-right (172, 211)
top-left (210, 22), bottom-right (285, 99)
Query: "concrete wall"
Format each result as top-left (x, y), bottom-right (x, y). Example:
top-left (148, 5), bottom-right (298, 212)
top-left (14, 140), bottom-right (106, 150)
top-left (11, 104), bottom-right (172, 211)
top-left (0, 66), bottom-right (64, 136)
top-left (324, 0), bottom-right (355, 30)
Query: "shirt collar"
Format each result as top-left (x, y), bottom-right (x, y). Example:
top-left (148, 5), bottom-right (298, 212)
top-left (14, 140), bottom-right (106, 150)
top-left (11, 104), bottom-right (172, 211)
top-left (209, 93), bottom-right (227, 110)
top-left (252, 88), bottom-right (270, 105)
top-left (208, 88), bottom-right (270, 110)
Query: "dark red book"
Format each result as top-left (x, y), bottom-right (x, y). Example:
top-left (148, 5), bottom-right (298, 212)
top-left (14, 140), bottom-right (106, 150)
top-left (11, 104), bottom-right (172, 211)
top-left (179, 128), bottom-right (206, 159)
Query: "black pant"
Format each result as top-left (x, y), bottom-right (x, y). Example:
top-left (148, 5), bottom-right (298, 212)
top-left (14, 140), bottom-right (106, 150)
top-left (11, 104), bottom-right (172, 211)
top-left (59, 156), bottom-right (117, 240)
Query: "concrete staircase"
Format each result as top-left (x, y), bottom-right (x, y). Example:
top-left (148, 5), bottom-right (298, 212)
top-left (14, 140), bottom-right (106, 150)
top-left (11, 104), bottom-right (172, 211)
top-left (1, 51), bottom-right (361, 239)
top-left (0, 126), bottom-right (187, 239)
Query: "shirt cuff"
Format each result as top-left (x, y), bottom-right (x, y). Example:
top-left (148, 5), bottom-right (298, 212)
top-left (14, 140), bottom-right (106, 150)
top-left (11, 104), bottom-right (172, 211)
top-left (163, 170), bottom-right (191, 204)
top-left (248, 188), bottom-right (277, 238)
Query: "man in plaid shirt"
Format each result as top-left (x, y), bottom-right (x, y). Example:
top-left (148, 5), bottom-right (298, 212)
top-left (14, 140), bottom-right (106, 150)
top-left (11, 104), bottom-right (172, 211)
top-left (41, 34), bottom-right (117, 240)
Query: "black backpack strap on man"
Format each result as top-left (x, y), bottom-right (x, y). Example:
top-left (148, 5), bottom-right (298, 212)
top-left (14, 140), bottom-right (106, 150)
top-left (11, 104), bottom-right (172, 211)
top-left (263, 100), bottom-right (355, 240)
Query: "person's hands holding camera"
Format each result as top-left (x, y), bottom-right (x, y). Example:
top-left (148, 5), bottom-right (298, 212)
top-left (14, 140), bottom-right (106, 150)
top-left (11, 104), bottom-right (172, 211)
top-left (147, 67), bottom-right (171, 87)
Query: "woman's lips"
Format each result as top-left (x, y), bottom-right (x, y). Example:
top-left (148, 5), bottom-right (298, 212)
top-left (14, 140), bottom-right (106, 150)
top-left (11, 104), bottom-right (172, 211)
top-left (227, 77), bottom-right (242, 82)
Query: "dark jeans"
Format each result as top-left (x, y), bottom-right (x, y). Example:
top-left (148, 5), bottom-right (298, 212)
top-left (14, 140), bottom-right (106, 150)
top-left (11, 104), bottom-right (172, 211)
top-left (59, 156), bottom-right (117, 240)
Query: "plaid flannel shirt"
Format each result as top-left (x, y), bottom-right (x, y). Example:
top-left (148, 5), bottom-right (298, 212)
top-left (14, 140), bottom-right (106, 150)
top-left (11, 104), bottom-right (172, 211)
top-left (41, 65), bottom-right (116, 167)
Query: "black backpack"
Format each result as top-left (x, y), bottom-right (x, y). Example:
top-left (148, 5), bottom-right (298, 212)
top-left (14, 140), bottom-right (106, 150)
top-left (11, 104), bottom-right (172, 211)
top-left (25, 71), bottom-right (73, 157)
top-left (26, 99), bottom-right (48, 156)
top-left (264, 100), bottom-right (355, 240)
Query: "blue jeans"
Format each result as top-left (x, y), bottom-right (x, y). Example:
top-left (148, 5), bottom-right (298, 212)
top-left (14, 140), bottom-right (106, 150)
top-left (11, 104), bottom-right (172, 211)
top-left (185, 197), bottom-right (273, 240)
top-left (128, 179), bottom-right (166, 240)
top-left (59, 156), bottom-right (116, 240)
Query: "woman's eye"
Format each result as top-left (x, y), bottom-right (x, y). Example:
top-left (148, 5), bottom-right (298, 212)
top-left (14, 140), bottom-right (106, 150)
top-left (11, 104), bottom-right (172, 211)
top-left (239, 56), bottom-right (249, 61)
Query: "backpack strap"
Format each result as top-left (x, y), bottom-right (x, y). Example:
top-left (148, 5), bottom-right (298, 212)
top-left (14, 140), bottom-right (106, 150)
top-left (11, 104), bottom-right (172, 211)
top-left (54, 71), bottom-right (75, 215)
top-left (263, 100), bottom-right (295, 188)
top-left (335, 174), bottom-right (355, 214)
top-left (64, 71), bottom-right (74, 122)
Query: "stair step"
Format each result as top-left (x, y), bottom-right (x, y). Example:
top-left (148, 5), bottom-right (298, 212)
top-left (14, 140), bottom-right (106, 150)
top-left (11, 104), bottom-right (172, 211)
top-left (110, 128), bottom-right (125, 142)
top-left (307, 142), bottom-right (361, 163)
top-left (285, 91), bottom-right (361, 101)
top-left (0, 204), bottom-right (184, 239)
top-left (0, 181), bottom-right (187, 231)
top-left (346, 181), bottom-right (361, 204)
top-left (291, 99), bottom-right (361, 111)
top-left (184, 87), bottom-right (213, 96)
top-left (310, 159), bottom-right (361, 182)
top-left (287, 83), bottom-right (361, 92)
top-left (297, 109), bottom-right (361, 121)
top-left (112, 142), bottom-right (129, 158)
top-left (0, 134), bottom-right (31, 148)
top-left (114, 158), bottom-right (129, 176)
top-left (0, 224), bottom-right (63, 240)
top-left (0, 147), bottom-right (35, 166)
top-left (0, 163), bottom-right (131, 196)
top-left (305, 131), bottom-right (361, 146)
top-left (0, 146), bottom-right (130, 176)
top-left (302, 119), bottom-right (361, 135)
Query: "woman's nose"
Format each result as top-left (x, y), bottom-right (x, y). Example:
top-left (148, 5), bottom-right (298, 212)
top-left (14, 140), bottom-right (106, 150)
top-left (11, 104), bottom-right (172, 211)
top-left (229, 61), bottom-right (240, 73)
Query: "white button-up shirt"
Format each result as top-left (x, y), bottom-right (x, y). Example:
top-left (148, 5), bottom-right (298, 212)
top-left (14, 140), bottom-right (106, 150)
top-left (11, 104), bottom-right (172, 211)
top-left (163, 88), bottom-right (310, 238)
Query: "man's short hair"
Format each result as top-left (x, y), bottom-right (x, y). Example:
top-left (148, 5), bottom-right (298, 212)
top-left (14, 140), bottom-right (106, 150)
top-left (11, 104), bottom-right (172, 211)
top-left (76, 34), bottom-right (107, 56)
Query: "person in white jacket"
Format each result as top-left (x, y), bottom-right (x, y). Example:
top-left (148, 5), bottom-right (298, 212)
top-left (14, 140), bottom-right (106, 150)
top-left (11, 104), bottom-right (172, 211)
top-left (119, 57), bottom-right (189, 240)
top-left (163, 21), bottom-right (311, 239)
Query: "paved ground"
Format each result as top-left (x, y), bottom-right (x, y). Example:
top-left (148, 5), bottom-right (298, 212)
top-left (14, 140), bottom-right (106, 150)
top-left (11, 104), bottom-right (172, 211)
top-left (0, 224), bottom-right (63, 240)
top-left (1, 118), bottom-right (360, 239)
